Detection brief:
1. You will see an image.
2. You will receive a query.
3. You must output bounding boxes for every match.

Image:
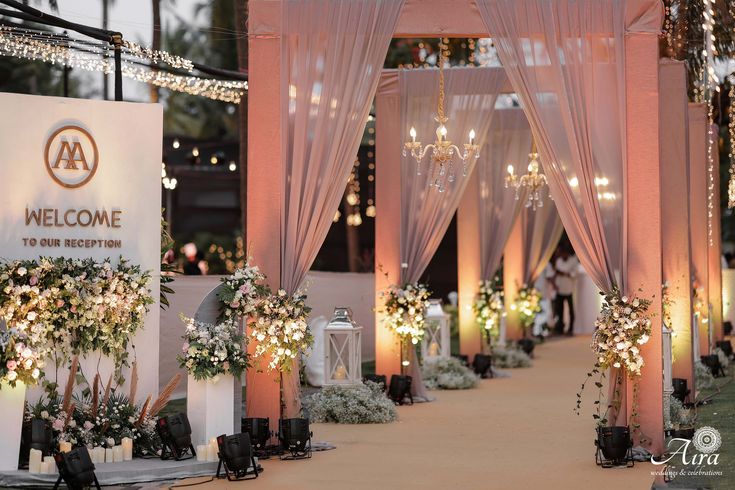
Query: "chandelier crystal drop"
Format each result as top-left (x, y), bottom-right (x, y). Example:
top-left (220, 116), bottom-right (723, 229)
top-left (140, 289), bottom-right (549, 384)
top-left (504, 148), bottom-right (548, 211)
top-left (402, 40), bottom-right (479, 193)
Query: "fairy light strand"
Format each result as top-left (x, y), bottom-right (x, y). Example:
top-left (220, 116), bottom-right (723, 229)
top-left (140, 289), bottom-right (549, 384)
top-left (0, 26), bottom-right (247, 103)
top-left (702, 0), bottom-right (717, 246)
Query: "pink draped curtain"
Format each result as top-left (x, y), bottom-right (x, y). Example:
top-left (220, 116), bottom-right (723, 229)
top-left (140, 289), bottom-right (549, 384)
top-left (476, 0), bottom-right (640, 293)
top-left (477, 108), bottom-right (532, 281)
top-left (280, 0), bottom-right (404, 294)
top-left (477, 0), bottom-right (662, 426)
top-left (397, 67), bottom-right (506, 400)
top-left (520, 201), bottom-right (564, 285)
top-left (399, 67), bottom-right (506, 284)
top-left (279, 0), bottom-right (404, 415)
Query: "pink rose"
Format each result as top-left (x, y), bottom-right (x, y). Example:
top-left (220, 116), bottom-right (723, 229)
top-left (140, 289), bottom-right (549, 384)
top-left (70, 306), bottom-right (77, 313)
top-left (182, 342), bottom-right (189, 352)
top-left (239, 284), bottom-right (251, 294)
top-left (29, 276), bottom-right (38, 286)
top-left (223, 362), bottom-right (230, 371)
top-left (52, 419), bottom-right (64, 431)
top-left (56, 299), bottom-right (65, 308)
top-left (83, 421), bottom-right (94, 431)
top-left (230, 301), bottom-right (239, 308)
top-left (6, 360), bottom-right (17, 371)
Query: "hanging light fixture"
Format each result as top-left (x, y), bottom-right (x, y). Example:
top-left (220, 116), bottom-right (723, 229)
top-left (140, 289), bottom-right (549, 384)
top-left (403, 39), bottom-right (479, 193)
top-left (504, 145), bottom-right (548, 211)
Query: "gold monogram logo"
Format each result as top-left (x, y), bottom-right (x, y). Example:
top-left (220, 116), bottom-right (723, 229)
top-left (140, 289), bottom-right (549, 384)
top-left (44, 125), bottom-right (99, 188)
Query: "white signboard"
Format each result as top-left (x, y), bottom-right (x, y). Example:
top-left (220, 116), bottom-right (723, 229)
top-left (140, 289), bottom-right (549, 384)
top-left (0, 92), bottom-right (162, 399)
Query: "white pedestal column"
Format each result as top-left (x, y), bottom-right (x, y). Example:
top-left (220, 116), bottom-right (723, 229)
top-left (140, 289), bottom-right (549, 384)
top-left (187, 375), bottom-right (235, 446)
top-left (0, 382), bottom-right (26, 471)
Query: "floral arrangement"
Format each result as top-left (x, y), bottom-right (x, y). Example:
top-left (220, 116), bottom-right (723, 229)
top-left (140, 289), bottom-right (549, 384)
top-left (668, 395), bottom-right (695, 430)
top-left (178, 316), bottom-right (249, 381)
top-left (695, 360), bottom-right (715, 392)
top-left (492, 345), bottom-right (532, 368)
top-left (0, 257), bottom-right (154, 374)
top-left (473, 280), bottom-right (504, 344)
top-left (1, 329), bottom-right (43, 387)
top-left (24, 361), bottom-right (180, 455)
top-left (380, 282), bottom-right (432, 346)
top-left (303, 381), bottom-right (397, 424)
top-left (576, 288), bottom-right (652, 430)
top-left (513, 285), bottom-right (542, 331)
top-left (217, 259), bottom-right (267, 321)
top-left (591, 289), bottom-right (652, 376)
top-left (249, 289), bottom-right (313, 372)
top-left (421, 357), bottom-right (478, 390)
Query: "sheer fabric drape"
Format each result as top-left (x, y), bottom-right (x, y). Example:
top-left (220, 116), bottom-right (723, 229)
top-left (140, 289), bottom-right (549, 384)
top-left (520, 201), bottom-right (564, 285)
top-left (477, 108), bottom-right (532, 281)
top-left (477, 0), bottom-right (662, 426)
top-left (280, 0), bottom-right (404, 294)
top-left (399, 67), bottom-right (506, 284)
top-left (476, 0), bottom-right (634, 292)
top-left (280, 0), bottom-right (404, 415)
top-left (398, 67), bottom-right (506, 400)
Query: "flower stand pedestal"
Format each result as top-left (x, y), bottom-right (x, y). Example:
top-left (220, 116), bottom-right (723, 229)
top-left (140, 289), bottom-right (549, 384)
top-left (187, 375), bottom-right (235, 446)
top-left (0, 382), bottom-right (26, 471)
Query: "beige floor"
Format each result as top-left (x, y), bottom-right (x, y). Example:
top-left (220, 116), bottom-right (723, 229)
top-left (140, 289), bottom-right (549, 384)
top-left (177, 337), bottom-right (656, 490)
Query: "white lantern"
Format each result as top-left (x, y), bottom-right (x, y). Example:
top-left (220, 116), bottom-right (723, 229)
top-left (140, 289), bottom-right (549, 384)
top-left (324, 307), bottom-right (363, 385)
top-left (422, 299), bottom-right (450, 359)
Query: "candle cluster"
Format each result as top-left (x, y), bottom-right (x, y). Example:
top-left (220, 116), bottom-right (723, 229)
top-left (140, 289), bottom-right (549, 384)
top-left (196, 438), bottom-right (221, 463)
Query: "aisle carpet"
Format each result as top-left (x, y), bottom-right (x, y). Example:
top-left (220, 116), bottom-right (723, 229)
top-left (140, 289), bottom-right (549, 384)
top-left (171, 337), bottom-right (656, 490)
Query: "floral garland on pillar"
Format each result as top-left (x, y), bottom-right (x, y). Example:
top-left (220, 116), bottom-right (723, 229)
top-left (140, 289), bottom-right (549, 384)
top-left (575, 288), bottom-right (652, 434)
top-left (249, 289), bottom-right (313, 372)
top-left (0, 257), bottom-right (154, 389)
top-left (380, 283), bottom-right (431, 373)
top-left (512, 284), bottom-right (542, 336)
top-left (472, 280), bottom-right (504, 351)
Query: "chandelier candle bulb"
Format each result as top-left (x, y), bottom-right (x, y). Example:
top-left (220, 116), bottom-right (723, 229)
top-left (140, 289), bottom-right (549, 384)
top-left (410, 127), bottom-right (417, 143)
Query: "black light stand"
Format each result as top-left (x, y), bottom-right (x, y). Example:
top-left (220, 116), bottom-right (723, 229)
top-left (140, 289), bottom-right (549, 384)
top-left (241, 417), bottom-right (274, 458)
top-left (594, 426), bottom-right (634, 468)
top-left (278, 418), bottom-right (312, 460)
top-left (53, 447), bottom-right (101, 490)
top-left (156, 413), bottom-right (196, 461)
top-left (215, 433), bottom-right (259, 481)
top-left (472, 354), bottom-right (493, 379)
top-left (388, 374), bottom-right (413, 405)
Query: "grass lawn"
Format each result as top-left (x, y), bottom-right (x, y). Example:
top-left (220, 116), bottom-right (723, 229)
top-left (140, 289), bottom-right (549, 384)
top-left (668, 366), bottom-right (734, 489)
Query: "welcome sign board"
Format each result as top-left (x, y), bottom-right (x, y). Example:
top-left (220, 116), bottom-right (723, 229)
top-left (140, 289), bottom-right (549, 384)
top-left (0, 92), bottom-right (163, 399)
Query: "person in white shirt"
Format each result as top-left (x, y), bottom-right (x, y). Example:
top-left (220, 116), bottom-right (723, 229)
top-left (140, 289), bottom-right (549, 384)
top-left (551, 248), bottom-right (578, 336)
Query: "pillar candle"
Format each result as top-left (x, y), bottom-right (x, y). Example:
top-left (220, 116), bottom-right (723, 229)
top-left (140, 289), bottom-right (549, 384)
top-left (39, 461), bottom-right (51, 474)
top-left (112, 445), bottom-right (123, 463)
top-left (28, 449), bottom-right (42, 474)
top-left (121, 438), bottom-right (133, 461)
top-left (105, 448), bottom-right (114, 463)
top-left (43, 456), bottom-right (56, 474)
top-left (196, 445), bottom-right (207, 462)
top-left (59, 441), bottom-right (72, 453)
top-left (206, 442), bottom-right (218, 462)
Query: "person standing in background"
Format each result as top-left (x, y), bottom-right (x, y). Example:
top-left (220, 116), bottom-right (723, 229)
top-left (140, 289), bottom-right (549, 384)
top-left (553, 247), bottom-right (578, 336)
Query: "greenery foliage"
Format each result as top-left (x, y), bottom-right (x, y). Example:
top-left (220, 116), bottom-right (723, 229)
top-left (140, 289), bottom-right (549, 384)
top-left (421, 357), bottom-right (478, 390)
top-left (303, 381), bottom-right (397, 424)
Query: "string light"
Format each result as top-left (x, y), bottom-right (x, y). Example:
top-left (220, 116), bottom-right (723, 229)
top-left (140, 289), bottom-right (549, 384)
top-left (729, 78), bottom-right (735, 209)
top-left (701, 0), bottom-right (717, 246)
top-left (0, 26), bottom-right (247, 103)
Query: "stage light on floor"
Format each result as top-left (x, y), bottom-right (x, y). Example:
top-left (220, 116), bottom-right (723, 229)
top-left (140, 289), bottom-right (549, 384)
top-left (53, 447), bottom-right (101, 490)
top-left (241, 418), bottom-right (271, 455)
top-left (388, 375), bottom-right (413, 405)
top-left (595, 426), bottom-right (634, 468)
top-left (215, 433), bottom-right (259, 481)
top-left (156, 413), bottom-right (196, 461)
top-left (472, 354), bottom-right (493, 379)
top-left (279, 418), bottom-right (313, 460)
top-left (19, 418), bottom-right (53, 468)
top-left (671, 378), bottom-right (690, 403)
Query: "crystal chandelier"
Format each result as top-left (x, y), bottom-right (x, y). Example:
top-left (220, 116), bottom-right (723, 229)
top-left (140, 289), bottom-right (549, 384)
top-left (504, 147), bottom-right (548, 211)
top-left (402, 40), bottom-right (479, 193)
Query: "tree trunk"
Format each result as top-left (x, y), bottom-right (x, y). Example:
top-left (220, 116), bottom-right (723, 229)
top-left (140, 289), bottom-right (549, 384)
top-left (150, 0), bottom-right (161, 103)
top-left (235, 0), bottom-right (249, 241)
